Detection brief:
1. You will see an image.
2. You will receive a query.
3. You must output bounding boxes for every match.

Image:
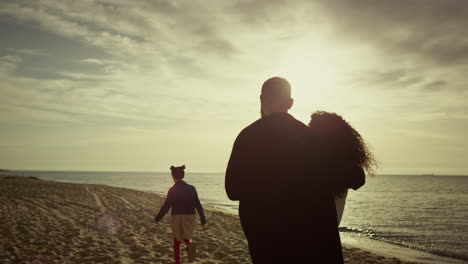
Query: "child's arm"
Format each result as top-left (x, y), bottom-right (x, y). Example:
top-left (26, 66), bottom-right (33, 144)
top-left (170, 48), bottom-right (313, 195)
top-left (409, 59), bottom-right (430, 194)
top-left (154, 191), bottom-right (172, 222)
top-left (193, 187), bottom-right (206, 225)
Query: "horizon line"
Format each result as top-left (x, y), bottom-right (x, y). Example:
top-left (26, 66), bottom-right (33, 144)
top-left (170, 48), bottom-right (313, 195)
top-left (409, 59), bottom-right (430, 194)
top-left (3, 169), bottom-right (468, 177)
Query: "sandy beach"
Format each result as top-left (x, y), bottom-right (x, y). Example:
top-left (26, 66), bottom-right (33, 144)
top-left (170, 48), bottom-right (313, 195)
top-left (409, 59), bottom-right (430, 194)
top-left (0, 175), bottom-right (419, 264)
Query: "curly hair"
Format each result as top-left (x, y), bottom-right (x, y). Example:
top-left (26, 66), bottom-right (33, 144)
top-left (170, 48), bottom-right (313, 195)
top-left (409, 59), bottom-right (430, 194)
top-left (308, 111), bottom-right (378, 176)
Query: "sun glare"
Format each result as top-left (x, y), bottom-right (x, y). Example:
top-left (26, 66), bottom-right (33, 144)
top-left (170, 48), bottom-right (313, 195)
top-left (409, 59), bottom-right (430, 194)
top-left (275, 42), bottom-right (342, 109)
top-left (269, 35), bottom-right (373, 121)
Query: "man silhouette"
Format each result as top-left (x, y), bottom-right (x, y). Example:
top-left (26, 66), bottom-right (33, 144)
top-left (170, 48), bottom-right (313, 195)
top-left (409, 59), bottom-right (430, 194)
top-left (225, 77), bottom-right (363, 263)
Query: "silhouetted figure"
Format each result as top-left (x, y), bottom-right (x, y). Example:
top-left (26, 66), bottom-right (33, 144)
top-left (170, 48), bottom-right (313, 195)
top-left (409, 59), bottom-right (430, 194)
top-left (155, 165), bottom-right (206, 264)
top-left (309, 111), bottom-right (377, 225)
top-left (225, 77), bottom-right (364, 263)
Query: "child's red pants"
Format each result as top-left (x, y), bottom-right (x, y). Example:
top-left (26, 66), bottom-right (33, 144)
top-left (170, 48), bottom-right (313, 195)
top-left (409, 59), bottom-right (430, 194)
top-left (173, 237), bottom-right (191, 264)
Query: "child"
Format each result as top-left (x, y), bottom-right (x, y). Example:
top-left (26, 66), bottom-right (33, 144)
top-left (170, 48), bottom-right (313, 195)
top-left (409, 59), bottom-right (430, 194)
top-left (154, 165), bottom-right (206, 264)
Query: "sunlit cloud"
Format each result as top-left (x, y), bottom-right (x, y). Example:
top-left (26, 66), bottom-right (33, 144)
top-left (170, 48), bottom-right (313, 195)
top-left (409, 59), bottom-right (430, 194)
top-left (5, 48), bottom-right (50, 57)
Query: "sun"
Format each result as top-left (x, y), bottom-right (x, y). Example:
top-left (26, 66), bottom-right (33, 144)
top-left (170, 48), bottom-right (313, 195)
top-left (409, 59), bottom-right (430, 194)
top-left (269, 36), bottom-right (366, 119)
top-left (275, 51), bottom-right (337, 108)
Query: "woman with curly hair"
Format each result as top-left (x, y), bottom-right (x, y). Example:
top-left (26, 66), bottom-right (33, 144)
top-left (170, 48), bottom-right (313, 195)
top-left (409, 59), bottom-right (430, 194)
top-left (309, 111), bottom-right (378, 225)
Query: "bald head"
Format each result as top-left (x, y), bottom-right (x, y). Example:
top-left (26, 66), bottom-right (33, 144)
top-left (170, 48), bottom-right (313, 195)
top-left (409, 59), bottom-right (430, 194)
top-left (260, 77), bottom-right (294, 117)
top-left (261, 77), bottom-right (291, 99)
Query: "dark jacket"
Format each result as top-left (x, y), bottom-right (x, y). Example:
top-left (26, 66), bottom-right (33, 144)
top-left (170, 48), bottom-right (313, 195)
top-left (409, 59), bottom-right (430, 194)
top-left (225, 112), bottom-right (364, 263)
top-left (155, 181), bottom-right (206, 225)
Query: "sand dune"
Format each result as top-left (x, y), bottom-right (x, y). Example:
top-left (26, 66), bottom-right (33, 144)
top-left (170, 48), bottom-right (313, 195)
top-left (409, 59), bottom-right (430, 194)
top-left (0, 176), bottom-right (418, 264)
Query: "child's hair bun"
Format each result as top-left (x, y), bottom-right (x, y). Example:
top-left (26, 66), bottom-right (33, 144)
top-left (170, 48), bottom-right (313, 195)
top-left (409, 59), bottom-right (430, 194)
top-left (170, 165), bottom-right (186, 179)
top-left (170, 165), bottom-right (185, 171)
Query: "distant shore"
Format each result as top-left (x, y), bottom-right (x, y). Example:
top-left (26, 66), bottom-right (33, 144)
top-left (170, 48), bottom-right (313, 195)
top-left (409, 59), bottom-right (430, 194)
top-left (0, 175), bottom-right (426, 264)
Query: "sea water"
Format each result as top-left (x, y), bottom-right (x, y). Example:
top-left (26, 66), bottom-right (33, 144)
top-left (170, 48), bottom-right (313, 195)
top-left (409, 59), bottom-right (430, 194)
top-left (8, 171), bottom-right (468, 263)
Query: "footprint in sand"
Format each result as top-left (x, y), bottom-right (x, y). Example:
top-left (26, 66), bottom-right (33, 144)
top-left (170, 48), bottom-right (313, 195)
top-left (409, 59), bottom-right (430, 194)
top-left (85, 186), bottom-right (105, 212)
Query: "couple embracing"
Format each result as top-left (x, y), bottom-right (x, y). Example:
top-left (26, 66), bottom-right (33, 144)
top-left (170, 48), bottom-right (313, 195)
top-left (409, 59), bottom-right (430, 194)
top-left (225, 77), bottom-right (376, 263)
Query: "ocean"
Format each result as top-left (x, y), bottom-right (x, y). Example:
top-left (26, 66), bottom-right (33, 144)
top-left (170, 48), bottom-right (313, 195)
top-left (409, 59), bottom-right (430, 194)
top-left (7, 171), bottom-right (468, 263)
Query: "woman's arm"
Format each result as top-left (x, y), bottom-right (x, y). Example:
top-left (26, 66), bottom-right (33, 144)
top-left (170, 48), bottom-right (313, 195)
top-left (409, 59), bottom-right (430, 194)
top-left (334, 189), bottom-right (348, 226)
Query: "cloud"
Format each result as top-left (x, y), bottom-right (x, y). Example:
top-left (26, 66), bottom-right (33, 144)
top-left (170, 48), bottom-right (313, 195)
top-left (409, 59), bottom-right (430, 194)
top-left (422, 80), bottom-right (448, 92)
top-left (224, 1), bottom-right (468, 90)
top-left (0, 55), bottom-right (21, 73)
top-left (312, 0), bottom-right (468, 66)
top-left (80, 58), bottom-right (114, 65)
top-left (0, 2), bottom-right (151, 57)
top-left (54, 71), bottom-right (114, 81)
top-left (1, 0), bottom-right (467, 122)
top-left (229, 0), bottom-right (312, 28)
top-left (360, 68), bottom-right (424, 90)
top-left (0, 0), bottom-right (240, 61)
top-left (393, 128), bottom-right (456, 141)
top-left (5, 48), bottom-right (49, 56)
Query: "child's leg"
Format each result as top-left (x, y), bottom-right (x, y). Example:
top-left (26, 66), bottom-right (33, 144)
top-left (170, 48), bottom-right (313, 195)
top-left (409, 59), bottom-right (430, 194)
top-left (186, 238), bottom-right (197, 262)
top-left (173, 237), bottom-right (181, 264)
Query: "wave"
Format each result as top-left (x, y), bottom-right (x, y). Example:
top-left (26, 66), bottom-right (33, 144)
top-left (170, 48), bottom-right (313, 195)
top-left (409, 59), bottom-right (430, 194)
top-left (339, 226), bottom-right (376, 237)
top-left (339, 226), bottom-right (468, 261)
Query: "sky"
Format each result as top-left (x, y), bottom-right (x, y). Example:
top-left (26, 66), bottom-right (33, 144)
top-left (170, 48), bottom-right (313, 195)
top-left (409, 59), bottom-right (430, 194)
top-left (1, 0), bottom-right (467, 174)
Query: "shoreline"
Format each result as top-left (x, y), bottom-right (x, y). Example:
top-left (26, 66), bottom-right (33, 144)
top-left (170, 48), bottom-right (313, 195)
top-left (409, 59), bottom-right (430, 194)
top-left (341, 234), bottom-right (468, 264)
top-left (0, 175), bottom-right (463, 264)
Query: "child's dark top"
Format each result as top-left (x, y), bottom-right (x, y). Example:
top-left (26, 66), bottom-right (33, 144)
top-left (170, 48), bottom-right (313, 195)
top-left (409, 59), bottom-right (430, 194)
top-left (154, 181), bottom-right (206, 225)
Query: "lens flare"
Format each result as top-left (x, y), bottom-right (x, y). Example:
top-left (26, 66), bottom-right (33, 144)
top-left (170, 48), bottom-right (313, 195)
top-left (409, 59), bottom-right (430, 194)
top-left (96, 212), bottom-right (120, 233)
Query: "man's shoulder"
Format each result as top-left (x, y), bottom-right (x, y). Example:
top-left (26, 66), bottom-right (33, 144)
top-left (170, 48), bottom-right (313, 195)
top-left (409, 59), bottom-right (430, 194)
top-left (289, 116), bottom-right (309, 130)
top-left (235, 118), bottom-right (264, 140)
top-left (237, 115), bottom-right (310, 138)
top-left (241, 118), bottom-right (263, 131)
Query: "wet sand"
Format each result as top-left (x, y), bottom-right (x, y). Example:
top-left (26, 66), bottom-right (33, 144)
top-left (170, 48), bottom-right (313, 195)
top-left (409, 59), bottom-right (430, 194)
top-left (0, 176), bottom-right (419, 264)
